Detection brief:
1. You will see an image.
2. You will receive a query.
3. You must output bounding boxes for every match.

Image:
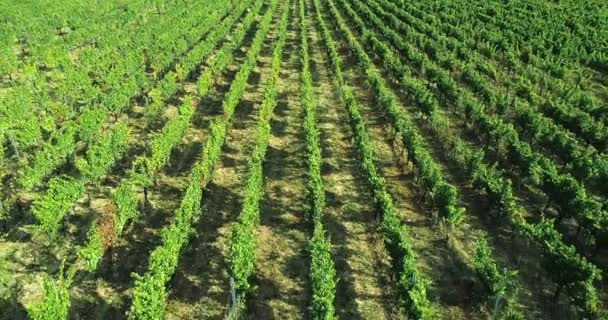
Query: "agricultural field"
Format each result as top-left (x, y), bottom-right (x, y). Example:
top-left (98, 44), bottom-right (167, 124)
top-left (1, 0), bottom-right (608, 319)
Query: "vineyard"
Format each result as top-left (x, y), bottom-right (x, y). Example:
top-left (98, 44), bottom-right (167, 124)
top-left (0, 0), bottom-right (607, 318)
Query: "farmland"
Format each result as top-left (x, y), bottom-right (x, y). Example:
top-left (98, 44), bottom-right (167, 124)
top-left (1, 0), bottom-right (607, 319)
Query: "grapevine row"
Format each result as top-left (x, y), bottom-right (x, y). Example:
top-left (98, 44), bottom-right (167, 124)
top-left (336, 0), bottom-right (603, 315)
top-left (79, 0), bottom-right (261, 272)
top-left (25, 99), bottom-right (193, 319)
top-left (79, 98), bottom-right (194, 270)
top-left (327, 0), bottom-right (522, 316)
top-left (313, 0), bottom-right (433, 318)
top-left (328, 1), bottom-right (522, 319)
top-left (196, 0), bottom-right (266, 97)
top-left (355, 0), bottom-right (608, 198)
top-left (226, 0), bottom-right (289, 316)
top-left (128, 0), bottom-right (280, 317)
top-left (30, 122), bottom-right (129, 235)
top-left (329, 0), bottom-right (466, 227)
top-left (299, 0), bottom-right (337, 317)
top-left (12, 1), bottom-right (235, 193)
top-left (341, 0), bottom-right (608, 255)
top-left (24, 2), bottom-right (260, 316)
top-left (396, 0), bottom-right (608, 131)
top-left (379, 0), bottom-right (608, 152)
